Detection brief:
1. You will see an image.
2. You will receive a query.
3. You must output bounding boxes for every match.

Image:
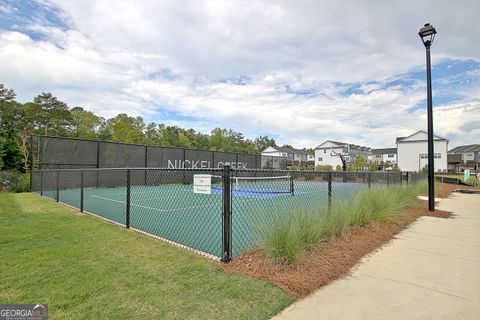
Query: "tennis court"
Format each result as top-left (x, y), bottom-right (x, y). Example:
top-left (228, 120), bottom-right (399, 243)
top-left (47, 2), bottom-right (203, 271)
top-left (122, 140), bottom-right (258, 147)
top-left (37, 172), bottom-right (374, 257)
top-left (30, 136), bottom-right (405, 260)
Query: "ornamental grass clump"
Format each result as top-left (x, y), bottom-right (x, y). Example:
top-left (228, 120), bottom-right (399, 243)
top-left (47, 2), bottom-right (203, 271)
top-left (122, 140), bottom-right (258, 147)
top-left (259, 208), bottom-right (323, 265)
top-left (259, 183), bottom-right (425, 265)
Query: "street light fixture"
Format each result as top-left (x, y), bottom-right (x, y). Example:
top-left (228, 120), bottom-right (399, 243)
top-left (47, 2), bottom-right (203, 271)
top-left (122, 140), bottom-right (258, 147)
top-left (418, 23), bottom-right (437, 211)
top-left (418, 23), bottom-right (437, 47)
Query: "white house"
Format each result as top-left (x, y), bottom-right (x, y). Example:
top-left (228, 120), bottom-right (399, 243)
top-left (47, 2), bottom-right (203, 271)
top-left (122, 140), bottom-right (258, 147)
top-left (448, 144), bottom-right (480, 172)
top-left (396, 130), bottom-right (448, 172)
top-left (261, 146), bottom-right (310, 166)
top-left (262, 146), bottom-right (289, 158)
top-left (371, 148), bottom-right (397, 166)
top-left (292, 148), bottom-right (309, 165)
top-left (314, 140), bottom-right (371, 168)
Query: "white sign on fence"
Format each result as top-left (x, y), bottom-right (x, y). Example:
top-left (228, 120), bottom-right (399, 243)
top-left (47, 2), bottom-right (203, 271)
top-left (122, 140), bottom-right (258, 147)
top-left (193, 174), bottom-right (212, 194)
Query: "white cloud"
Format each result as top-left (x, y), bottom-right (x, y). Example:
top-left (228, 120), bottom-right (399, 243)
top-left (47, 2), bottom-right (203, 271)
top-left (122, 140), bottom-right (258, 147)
top-left (0, 0), bottom-right (479, 149)
top-left (0, 6), bottom-right (12, 14)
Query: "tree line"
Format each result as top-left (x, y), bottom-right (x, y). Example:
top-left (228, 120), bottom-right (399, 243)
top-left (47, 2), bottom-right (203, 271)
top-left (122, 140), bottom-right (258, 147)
top-left (0, 84), bottom-right (278, 172)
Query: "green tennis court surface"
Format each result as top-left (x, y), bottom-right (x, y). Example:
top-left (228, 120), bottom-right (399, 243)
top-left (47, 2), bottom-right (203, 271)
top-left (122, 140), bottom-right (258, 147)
top-left (39, 181), bottom-right (372, 257)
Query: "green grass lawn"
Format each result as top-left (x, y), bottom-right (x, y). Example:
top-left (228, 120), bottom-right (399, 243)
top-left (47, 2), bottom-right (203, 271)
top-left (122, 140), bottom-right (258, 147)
top-left (437, 174), bottom-right (478, 184)
top-left (0, 193), bottom-right (293, 320)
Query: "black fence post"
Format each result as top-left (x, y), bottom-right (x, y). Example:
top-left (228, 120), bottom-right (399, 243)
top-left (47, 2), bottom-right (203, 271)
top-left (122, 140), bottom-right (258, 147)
top-left (40, 170), bottom-right (44, 196)
top-left (290, 175), bottom-right (295, 196)
top-left (400, 172), bottom-right (403, 186)
top-left (386, 172), bottom-right (390, 188)
top-left (144, 146), bottom-right (148, 186)
top-left (126, 169), bottom-right (131, 229)
top-left (368, 172), bottom-right (372, 189)
top-left (80, 170), bottom-right (84, 212)
top-left (221, 165), bottom-right (232, 263)
top-left (96, 141), bottom-right (100, 188)
top-left (29, 135), bottom-right (33, 192)
top-left (328, 171), bottom-right (332, 211)
top-left (56, 170), bottom-right (60, 202)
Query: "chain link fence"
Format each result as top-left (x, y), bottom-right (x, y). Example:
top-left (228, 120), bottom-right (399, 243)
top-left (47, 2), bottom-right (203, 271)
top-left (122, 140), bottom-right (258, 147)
top-left (31, 167), bottom-right (425, 261)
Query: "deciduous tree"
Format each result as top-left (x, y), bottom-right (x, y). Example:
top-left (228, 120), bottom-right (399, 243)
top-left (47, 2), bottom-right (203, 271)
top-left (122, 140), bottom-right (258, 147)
top-left (71, 107), bottom-right (104, 139)
top-left (253, 136), bottom-right (276, 154)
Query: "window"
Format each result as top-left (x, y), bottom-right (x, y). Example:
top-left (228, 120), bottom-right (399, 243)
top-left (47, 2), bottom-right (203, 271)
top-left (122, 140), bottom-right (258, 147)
top-left (324, 149), bottom-right (326, 153)
top-left (388, 154), bottom-right (394, 158)
top-left (318, 157), bottom-right (323, 161)
top-left (282, 153), bottom-right (287, 157)
top-left (420, 153), bottom-right (441, 159)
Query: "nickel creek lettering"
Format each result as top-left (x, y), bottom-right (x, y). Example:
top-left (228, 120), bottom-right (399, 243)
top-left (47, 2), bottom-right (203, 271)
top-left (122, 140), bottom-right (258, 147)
top-left (167, 160), bottom-right (248, 170)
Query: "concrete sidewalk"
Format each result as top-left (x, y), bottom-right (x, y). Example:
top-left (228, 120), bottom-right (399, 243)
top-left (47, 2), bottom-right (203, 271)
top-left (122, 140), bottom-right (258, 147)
top-left (272, 193), bottom-right (480, 320)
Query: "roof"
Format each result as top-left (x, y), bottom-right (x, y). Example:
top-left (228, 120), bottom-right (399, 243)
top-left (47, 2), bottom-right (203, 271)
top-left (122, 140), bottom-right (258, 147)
top-left (267, 146), bottom-right (309, 155)
top-left (326, 140), bottom-right (348, 146)
top-left (315, 140), bottom-right (346, 149)
top-left (449, 144), bottom-right (480, 153)
top-left (315, 140), bottom-right (370, 151)
top-left (290, 148), bottom-right (309, 155)
top-left (371, 148), bottom-right (397, 155)
top-left (396, 130), bottom-right (448, 143)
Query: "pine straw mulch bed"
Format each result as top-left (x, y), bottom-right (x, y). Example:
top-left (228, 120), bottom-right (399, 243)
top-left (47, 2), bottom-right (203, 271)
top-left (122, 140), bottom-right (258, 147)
top-left (223, 183), bottom-right (459, 297)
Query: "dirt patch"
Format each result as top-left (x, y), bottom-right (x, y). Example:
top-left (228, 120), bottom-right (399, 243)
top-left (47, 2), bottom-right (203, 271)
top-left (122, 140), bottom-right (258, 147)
top-left (223, 183), bottom-right (454, 297)
top-left (435, 182), bottom-right (461, 198)
top-left (421, 181), bottom-right (475, 198)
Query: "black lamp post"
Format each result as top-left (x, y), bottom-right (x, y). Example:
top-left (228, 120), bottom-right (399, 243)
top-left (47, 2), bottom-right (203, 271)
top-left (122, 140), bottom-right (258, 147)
top-left (418, 23), bottom-right (437, 211)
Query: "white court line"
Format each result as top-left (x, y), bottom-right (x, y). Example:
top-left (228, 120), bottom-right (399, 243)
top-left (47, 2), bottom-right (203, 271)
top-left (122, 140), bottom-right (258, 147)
top-left (90, 194), bottom-right (219, 213)
top-left (90, 186), bottom-right (193, 198)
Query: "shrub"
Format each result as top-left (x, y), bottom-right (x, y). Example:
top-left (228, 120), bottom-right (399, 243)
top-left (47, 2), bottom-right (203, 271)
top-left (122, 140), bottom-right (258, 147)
top-left (315, 165), bottom-right (333, 171)
top-left (304, 172), bottom-right (315, 180)
top-left (19, 173), bottom-right (31, 192)
top-left (0, 171), bottom-right (21, 192)
top-left (0, 171), bottom-right (30, 192)
top-left (391, 166), bottom-right (401, 172)
top-left (344, 172), bottom-right (357, 181)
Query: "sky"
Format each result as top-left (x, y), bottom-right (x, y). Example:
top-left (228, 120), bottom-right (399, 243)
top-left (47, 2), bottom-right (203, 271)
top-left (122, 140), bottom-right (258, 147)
top-left (0, 0), bottom-right (479, 149)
